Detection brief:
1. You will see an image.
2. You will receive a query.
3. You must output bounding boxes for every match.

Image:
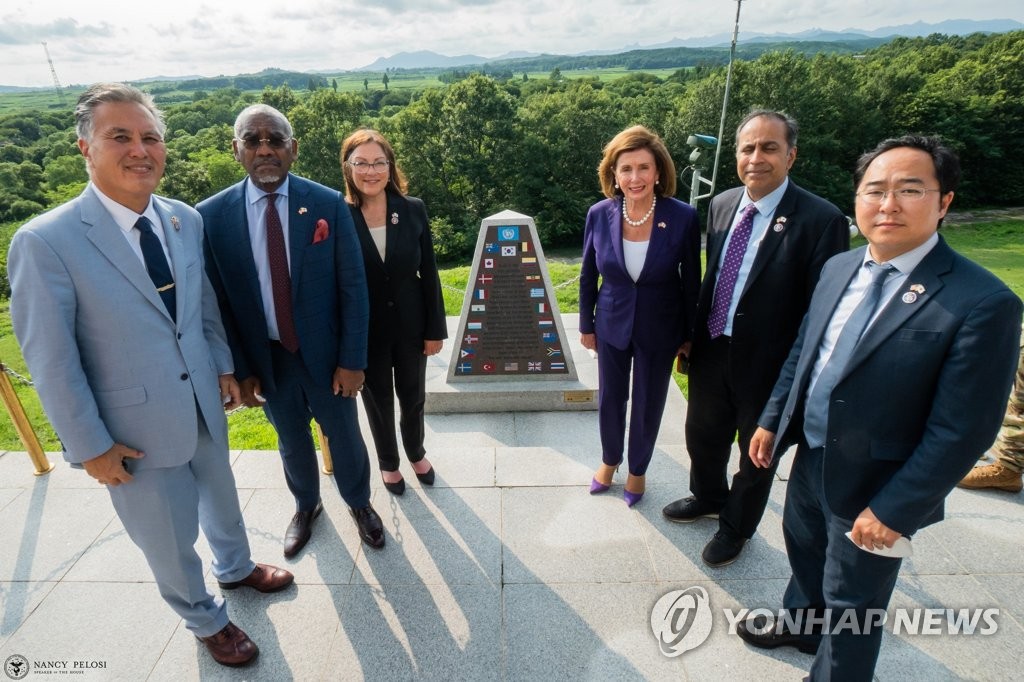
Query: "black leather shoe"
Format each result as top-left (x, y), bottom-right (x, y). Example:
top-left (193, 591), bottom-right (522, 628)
top-left (350, 505), bottom-right (385, 549)
top-left (382, 474), bottom-right (405, 496)
top-left (283, 500), bottom-right (322, 559)
top-left (702, 531), bottom-right (747, 567)
top-left (662, 496), bottom-right (721, 523)
top-left (414, 465), bottom-right (435, 486)
top-left (736, 614), bottom-right (820, 655)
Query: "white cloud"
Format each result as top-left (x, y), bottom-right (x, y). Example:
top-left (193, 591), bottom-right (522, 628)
top-left (2, 0), bottom-right (1021, 87)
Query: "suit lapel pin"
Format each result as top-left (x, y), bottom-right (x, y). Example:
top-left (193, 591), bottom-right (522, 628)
top-left (391, 212), bottom-right (399, 225)
top-left (902, 292), bottom-right (918, 304)
top-left (170, 216), bottom-right (180, 231)
top-left (773, 216), bottom-right (786, 232)
top-left (297, 207), bottom-right (308, 215)
top-left (657, 221), bottom-right (666, 229)
top-left (910, 284), bottom-right (925, 294)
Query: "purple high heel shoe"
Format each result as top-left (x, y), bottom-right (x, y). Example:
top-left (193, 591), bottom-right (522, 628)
top-left (623, 489), bottom-right (644, 507)
top-left (590, 464), bottom-right (619, 494)
top-left (623, 474), bottom-right (645, 507)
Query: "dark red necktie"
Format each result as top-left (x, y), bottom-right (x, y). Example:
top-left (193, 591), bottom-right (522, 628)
top-left (264, 193), bottom-right (299, 352)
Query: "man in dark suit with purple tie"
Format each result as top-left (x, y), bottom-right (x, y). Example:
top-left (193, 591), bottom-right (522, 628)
top-left (663, 110), bottom-right (849, 567)
top-left (199, 104), bottom-right (384, 555)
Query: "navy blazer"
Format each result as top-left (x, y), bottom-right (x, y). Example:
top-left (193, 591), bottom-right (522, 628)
top-left (199, 174), bottom-right (369, 394)
top-left (579, 196), bottom-right (701, 352)
top-left (348, 192), bottom-right (447, 347)
top-left (760, 238), bottom-right (1023, 535)
top-left (692, 182), bottom-right (848, 397)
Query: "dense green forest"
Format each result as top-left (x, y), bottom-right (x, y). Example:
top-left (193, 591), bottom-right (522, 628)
top-left (1, 31), bottom-right (1021, 283)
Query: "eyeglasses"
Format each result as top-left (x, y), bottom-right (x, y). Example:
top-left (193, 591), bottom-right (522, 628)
top-left (347, 160), bottom-right (390, 174)
top-left (856, 188), bottom-right (941, 204)
top-left (236, 136), bottom-right (291, 150)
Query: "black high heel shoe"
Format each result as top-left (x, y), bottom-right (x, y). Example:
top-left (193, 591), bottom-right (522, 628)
top-left (381, 473), bottom-right (405, 496)
top-left (414, 466), bottom-right (435, 486)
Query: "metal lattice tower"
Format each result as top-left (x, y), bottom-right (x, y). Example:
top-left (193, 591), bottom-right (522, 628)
top-left (41, 42), bottom-right (66, 105)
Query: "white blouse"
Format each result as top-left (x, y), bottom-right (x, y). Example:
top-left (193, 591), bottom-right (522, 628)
top-left (622, 238), bottom-right (649, 282)
top-left (368, 225), bottom-right (387, 261)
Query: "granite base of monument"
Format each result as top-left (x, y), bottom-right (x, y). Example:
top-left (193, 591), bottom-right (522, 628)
top-left (426, 315), bottom-right (598, 413)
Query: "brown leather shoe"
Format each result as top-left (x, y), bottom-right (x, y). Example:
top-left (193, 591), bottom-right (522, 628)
top-left (284, 500), bottom-right (323, 558)
top-left (218, 563), bottom-right (294, 593)
top-left (197, 622), bottom-right (258, 667)
top-left (350, 505), bottom-right (385, 549)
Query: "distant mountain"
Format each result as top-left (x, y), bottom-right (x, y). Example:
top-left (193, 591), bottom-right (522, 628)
top-left (133, 74), bottom-right (205, 83)
top-left (583, 18), bottom-right (1022, 52)
top-left (857, 18), bottom-right (1022, 38)
top-left (356, 19), bottom-right (1021, 71)
top-left (357, 50), bottom-right (490, 71)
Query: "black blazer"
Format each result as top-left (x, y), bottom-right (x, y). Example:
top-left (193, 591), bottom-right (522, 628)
top-left (691, 181), bottom-right (849, 398)
top-left (349, 192), bottom-right (447, 347)
top-left (761, 239), bottom-right (1023, 534)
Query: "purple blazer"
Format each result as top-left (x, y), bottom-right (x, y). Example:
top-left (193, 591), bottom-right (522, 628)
top-left (579, 196), bottom-right (701, 352)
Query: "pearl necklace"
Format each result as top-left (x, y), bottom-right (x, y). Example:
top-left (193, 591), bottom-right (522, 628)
top-left (622, 195), bottom-right (656, 226)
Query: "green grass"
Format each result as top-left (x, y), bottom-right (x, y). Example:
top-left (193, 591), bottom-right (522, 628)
top-left (0, 219), bottom-right (1020, 456)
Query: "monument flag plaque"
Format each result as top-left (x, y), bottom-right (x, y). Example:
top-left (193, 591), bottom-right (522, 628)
top-left (447, 210), bottom-right (578, 382)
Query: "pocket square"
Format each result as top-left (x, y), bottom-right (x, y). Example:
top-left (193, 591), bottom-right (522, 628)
top-left (312, 219), bottom-right (330, 244)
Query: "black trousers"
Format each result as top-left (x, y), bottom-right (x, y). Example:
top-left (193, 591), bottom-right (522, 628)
top-left (360, 337), bottom-right (428, 471)
top-left (684, 335), bottom-right (781, 539)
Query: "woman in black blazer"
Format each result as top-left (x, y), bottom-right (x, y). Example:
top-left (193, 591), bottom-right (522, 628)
top-left (341, 129), bottom-right (448, 495)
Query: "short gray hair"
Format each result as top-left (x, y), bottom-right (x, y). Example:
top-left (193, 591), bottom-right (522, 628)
top-left (233, 104), bottom-right (294, 138)
top-left (75, 82), bottom-right (165, 141)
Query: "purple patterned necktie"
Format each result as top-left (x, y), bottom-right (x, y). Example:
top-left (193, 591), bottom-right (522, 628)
top-left (265, 193), bottom-right (299, 353)
top-left (708, 203), bottom-right (758, 338)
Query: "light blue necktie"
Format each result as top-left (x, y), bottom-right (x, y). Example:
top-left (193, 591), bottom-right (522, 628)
top-left (804, 261), bottom-right (895, 449)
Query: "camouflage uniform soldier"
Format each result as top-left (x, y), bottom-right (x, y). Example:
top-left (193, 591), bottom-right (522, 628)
top-left (959, 324), bottom-right (1024, 492)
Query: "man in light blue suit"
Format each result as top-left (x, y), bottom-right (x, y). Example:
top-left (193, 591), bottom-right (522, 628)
top-left (8, 83), bottom-right (292, 668)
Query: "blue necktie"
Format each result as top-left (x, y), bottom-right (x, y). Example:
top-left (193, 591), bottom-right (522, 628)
top-left (803, 261), bottom-right (895, 448)
top-left (708, 203), bottom-right (758, 338)
top-left (134, 217), bottom-right (176, 322)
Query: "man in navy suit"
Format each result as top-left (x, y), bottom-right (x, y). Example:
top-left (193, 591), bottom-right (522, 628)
top-left (9, 83), bottom-right (292, 668)
top-left (738, 135), bottom-right (1022, 680)
top-left (663, 110), bottom-right (849, 567)
top-left (200, 104), bottom-right (384, 554)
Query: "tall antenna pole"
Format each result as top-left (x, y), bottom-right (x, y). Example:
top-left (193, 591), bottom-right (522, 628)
top-left (709, 0), bottom-right (743, 197)
top-left (41, 42), bottom-right (66, 106)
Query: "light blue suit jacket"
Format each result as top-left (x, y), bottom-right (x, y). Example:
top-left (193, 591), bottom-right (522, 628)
top-left (8, 184), bottom-right (233, 470)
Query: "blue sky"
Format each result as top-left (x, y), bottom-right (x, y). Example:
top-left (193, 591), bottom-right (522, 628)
top-left (2, 0), bottom-right (1021, 88)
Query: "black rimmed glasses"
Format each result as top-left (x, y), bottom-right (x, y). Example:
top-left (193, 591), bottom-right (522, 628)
top-left (236, 135), bottom-right (292, 150)
top-left (856, 188), bottom-right (941, 204)
top-left (347, 160), bottom-right (390, 174)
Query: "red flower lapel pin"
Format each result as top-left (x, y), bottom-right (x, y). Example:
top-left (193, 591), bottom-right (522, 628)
top-left (312, 219), bottom-right (330, 244)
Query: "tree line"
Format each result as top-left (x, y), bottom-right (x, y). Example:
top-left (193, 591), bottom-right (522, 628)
top-left (1, 31), bottom-right (1021, 276)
